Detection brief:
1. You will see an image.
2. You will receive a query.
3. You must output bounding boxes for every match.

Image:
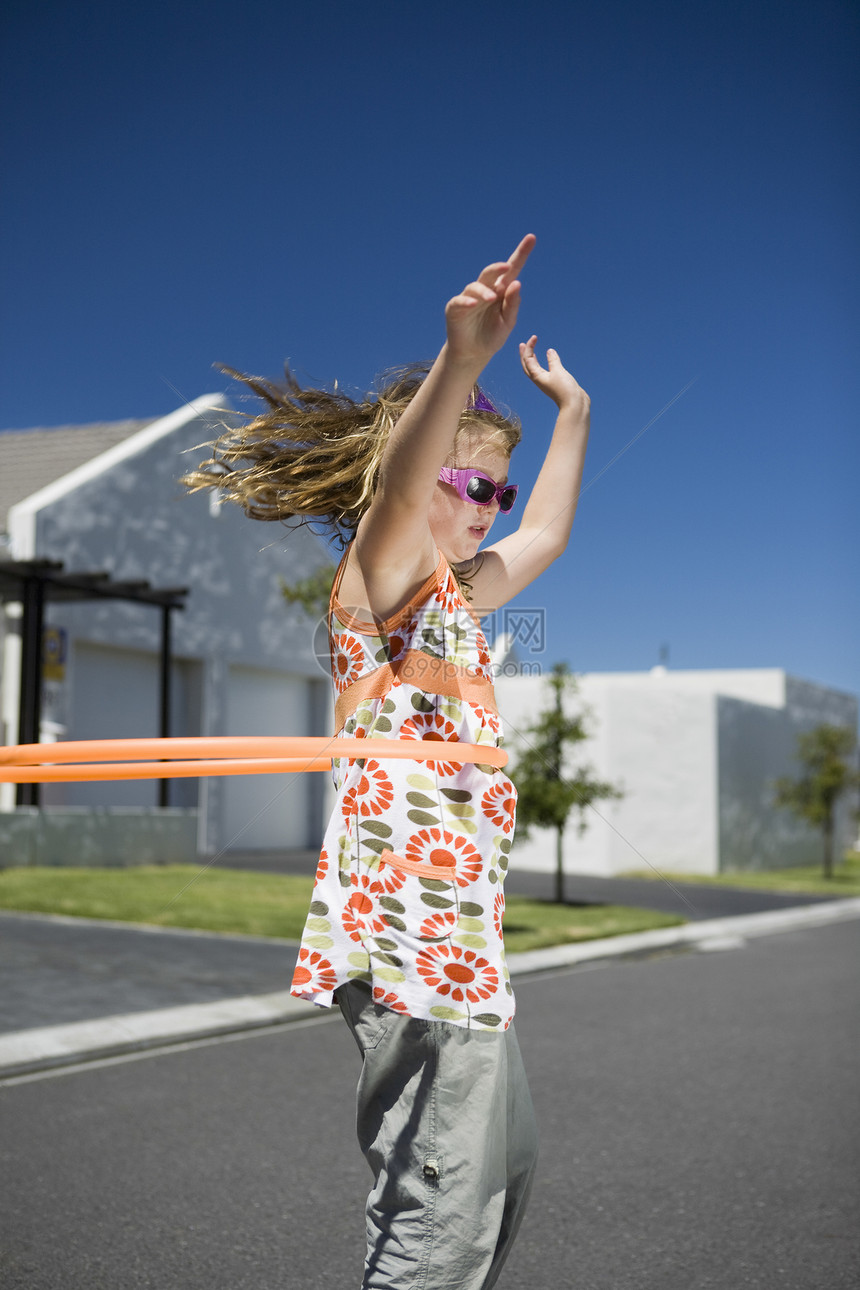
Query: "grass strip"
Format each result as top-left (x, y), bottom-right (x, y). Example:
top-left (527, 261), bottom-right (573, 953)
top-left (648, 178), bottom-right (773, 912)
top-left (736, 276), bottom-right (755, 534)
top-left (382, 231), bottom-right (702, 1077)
top-left (501, 897), bottom-right (683, 953)
top-left (623, 850), bottom-right (860, 897)
top-left (0, 866), bottom-right (313, 940)
top-left (0, 865), bottom-right (683, 950)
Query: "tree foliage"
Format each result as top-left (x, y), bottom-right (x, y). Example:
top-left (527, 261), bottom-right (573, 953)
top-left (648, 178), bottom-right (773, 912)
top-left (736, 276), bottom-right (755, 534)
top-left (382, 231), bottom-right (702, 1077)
top-left (773, 724), bottom-right (860, 879)
top-left (510, 663), bottom-right (622, 903)
top-left (280, 563), bottom-right (337, 619)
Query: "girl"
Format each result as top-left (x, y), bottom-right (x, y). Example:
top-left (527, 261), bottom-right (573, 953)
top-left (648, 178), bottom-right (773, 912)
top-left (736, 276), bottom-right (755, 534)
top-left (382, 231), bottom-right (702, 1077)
top-left (185, 234), bottom-right (590, 1289)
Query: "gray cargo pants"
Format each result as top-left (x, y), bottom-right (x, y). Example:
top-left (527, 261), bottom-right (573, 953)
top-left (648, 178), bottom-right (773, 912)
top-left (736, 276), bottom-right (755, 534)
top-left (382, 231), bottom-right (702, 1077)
top-left (336, 982), bottom-right (539, 1290)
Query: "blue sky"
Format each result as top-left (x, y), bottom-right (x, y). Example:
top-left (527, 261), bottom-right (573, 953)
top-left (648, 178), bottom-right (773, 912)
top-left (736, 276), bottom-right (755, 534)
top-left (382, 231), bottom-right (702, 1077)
top-left (2, 0), bottom-right (858, 698)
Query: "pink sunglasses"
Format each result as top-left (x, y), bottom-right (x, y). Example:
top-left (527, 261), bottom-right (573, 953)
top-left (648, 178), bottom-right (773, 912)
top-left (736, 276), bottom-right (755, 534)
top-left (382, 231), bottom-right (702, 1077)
top-left (438, 467), bottom-right (519, 513)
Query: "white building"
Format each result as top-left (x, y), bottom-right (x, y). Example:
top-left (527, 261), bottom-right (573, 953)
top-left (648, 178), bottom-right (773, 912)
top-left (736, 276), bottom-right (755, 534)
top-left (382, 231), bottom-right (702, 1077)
top-left (495, 666), bottom-right (858, 876)
top-left (0, 397), bottom-right (333, 864)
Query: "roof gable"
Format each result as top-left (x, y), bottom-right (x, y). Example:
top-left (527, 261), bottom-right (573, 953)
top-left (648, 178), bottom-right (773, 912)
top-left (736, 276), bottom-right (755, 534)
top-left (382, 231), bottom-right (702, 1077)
top-left (0, 420), bottom-right (156, 532)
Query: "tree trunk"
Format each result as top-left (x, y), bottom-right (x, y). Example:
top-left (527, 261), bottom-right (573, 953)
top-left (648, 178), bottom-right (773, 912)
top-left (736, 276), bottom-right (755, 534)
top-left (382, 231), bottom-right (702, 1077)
top-left (555, 825), bottom-right (565, 904)
top-left (823, 815), bottom-right (834, 880)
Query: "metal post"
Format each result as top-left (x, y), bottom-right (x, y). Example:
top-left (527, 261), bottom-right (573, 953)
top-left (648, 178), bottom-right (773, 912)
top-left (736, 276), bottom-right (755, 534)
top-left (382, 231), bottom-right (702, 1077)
top-left (16, 576), bottom-right (45, 808)
top-left (158, 604), bottom-right (172, 808)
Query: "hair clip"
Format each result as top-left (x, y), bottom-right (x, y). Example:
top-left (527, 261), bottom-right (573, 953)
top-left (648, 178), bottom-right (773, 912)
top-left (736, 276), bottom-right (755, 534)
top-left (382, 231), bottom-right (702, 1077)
top-left (466, 389), bottom-right (499, 415)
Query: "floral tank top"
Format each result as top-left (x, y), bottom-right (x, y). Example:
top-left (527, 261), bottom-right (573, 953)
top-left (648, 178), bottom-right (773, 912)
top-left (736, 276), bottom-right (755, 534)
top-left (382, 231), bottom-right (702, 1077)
top-left (289, 545), bottom-right (518, 1031)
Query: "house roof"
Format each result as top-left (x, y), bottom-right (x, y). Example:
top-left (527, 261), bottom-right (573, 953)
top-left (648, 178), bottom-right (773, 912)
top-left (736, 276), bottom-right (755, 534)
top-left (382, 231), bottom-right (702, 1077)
top-left (0, 419), bottom-right (157, 533)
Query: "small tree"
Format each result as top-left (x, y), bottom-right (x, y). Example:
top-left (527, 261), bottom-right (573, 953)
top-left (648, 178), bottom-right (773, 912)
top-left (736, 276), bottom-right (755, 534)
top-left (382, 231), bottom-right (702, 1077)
top-left (510, 663), bottom-right (622, 904)
top-left (774, 724), bottom-right (860, 879)
top-left (281, 563), bottom-right (337, 618)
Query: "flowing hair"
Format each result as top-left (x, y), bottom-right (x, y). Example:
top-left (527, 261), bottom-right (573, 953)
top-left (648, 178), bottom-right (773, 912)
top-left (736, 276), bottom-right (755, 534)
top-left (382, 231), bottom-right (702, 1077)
top-left (182, 362), bottom-right (521, 547)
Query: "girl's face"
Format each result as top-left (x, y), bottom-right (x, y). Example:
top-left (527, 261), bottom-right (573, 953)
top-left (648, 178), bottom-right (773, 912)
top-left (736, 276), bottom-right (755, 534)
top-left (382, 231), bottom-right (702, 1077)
top-left (428, 430), bottom-right (513, 565)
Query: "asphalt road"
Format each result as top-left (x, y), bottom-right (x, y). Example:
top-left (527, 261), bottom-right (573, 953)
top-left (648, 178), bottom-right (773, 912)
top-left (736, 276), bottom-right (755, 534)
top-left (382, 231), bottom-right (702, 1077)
top-left (0, 914), bottom-right (299, 1032)
top-left (0, 871), bottom-right (834, 1036)
top-left (1, 919), bottom-right (857, 1289)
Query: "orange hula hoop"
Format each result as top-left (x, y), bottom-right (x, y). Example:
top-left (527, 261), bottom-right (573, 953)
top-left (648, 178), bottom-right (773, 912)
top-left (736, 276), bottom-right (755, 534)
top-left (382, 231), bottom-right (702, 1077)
top-left (0, 736), bottom-right (508, 784)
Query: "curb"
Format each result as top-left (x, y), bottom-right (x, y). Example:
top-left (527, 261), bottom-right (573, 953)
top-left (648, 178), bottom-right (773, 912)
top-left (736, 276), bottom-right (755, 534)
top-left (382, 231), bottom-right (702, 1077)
top-left (0, 991), bottom-right (320, 1080)
top-left (0, 907), bottom-right (301, 947)
top-left (2, 898), bottom-right (859, 1080)
top-left (505, 895), bottom-right (860, 976)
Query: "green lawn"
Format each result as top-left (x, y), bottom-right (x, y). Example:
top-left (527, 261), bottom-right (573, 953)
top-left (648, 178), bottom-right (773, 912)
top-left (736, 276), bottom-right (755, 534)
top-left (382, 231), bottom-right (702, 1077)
top-left (0, 865), bottom-right (683, 953)
top-left (501, 896), bottom-right (682, 953)
top-left (0, 866), bottom-right (314, 940)
top-left (623, 850), bottom-right (860, 897)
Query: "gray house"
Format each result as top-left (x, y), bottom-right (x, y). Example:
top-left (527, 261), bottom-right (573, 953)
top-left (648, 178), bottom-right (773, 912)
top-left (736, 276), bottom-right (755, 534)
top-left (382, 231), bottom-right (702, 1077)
top-left (0, 396), bottom-right (333, 864)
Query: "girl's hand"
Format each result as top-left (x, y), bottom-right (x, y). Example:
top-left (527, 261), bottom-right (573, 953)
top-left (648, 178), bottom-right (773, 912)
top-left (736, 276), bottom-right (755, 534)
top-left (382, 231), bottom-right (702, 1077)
top-left (444, 234), bottom-right (536, 366)
top-left (520, 336), bottom-right (590, 416)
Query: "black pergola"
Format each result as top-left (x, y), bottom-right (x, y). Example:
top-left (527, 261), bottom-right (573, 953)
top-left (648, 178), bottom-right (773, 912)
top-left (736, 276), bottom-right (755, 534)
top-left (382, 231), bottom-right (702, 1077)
top-left (0, 560), bottom-right (188, 808)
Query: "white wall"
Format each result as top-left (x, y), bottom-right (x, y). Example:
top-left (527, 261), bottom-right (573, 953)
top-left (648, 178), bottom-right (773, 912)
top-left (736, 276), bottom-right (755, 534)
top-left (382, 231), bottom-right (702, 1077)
top-left (496, 672), bottom-right (719, 877)
top-left (587, 667), bottom-right (787, 708)
top-left (598, 682), bottom-right (718, 874)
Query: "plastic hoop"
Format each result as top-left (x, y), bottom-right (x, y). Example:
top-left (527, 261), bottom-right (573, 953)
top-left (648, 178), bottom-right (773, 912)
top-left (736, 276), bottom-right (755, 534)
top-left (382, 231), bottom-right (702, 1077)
top-left (0, 736), bottom-right (508, 784)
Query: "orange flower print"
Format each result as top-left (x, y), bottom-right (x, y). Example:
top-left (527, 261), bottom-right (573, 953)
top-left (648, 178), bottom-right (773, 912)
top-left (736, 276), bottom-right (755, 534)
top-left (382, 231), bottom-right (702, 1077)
top-left (419, 909), bottom-right (457, 941)
top-left (372, 856), bottom-right (407, 896)
top-left (416, 943), bottom-right (499, 1004)
top-left (313, 848), bottom-right (330, 884)
top-left (493, 891), bottom-right (505, 940)
top-left (475, 630), bottom-right (493, 670)
top-left (332, 633), bottom-right (364, 692)
top-left (435, 581), bottom-right (463, 617)
top-left (343, 761), bottom-right (395, 817)
top-left (473, 703), bottom-right (501, 736)
top-left (372, 988), bottom-right (410, 1014)
top-left (404, 828), bottom-right (482, 888)
top-left (400, 713), bottom-right (461, 776)
top-left (292, 948), bottom-right (338, 994)
top-left (481, 781), bottom-right (517, 833)
top-left (342, 870), bottom-right (386, 942)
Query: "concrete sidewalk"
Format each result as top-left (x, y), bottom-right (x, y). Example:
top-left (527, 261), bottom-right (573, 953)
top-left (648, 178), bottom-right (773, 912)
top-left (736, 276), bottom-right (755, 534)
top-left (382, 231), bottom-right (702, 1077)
top-left (3, 890), bottom-right (859, 1080)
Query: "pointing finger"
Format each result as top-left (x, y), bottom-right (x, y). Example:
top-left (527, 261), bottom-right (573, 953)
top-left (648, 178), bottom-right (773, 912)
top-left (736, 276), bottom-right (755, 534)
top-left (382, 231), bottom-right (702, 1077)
top-left (505, 234), bottom-right (536, 279)
top-left (482, 234), bottom-right (536, 292)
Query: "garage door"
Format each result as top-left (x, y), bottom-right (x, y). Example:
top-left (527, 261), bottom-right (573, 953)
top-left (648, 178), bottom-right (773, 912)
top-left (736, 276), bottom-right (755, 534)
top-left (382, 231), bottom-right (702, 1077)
top-left (223, 665), bottom-right (311, 850)
top-left (51, 643), bottom-right (200, 809)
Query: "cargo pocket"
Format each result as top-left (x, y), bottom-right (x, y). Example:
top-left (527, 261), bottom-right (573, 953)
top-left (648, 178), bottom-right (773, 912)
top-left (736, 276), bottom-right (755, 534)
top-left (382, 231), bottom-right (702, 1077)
top-left (377, 849), bottom-right (458, 943)
top-left (337, 980), bottom-right (398, 1051)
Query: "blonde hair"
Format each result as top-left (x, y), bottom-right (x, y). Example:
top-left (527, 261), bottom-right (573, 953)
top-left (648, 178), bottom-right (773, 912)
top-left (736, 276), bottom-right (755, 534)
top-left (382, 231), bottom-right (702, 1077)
top-left (182, 362), bottom-right (521, 546)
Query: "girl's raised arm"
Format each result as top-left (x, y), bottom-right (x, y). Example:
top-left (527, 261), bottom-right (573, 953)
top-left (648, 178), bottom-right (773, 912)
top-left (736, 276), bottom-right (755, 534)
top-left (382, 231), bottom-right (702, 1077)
top-left (349, 235), bottom-right (536, 620)
top-left (465, 337), bottom-right (591, 614)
